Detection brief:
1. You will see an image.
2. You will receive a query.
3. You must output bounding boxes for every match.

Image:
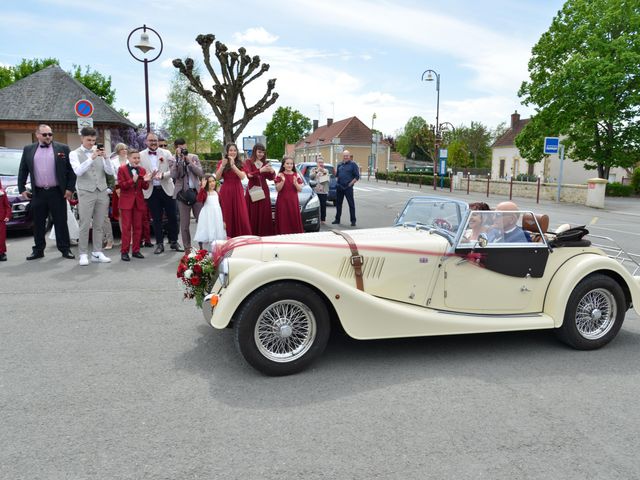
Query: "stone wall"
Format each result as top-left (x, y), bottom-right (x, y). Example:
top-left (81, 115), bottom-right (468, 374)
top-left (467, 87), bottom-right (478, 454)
top-left (455, 178), bottom-right (587, 204)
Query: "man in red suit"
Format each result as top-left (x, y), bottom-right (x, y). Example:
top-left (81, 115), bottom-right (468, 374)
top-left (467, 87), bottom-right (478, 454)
top-left (0, 178), bottom-right (11, 261)
top-left (117, 149), bottom-right (152, 261)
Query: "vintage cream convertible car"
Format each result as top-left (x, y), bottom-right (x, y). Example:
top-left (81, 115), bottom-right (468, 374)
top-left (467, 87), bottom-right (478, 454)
top-left (202, 196), bottom-right (640, 376)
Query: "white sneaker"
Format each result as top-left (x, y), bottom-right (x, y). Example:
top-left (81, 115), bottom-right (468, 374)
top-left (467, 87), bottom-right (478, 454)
top-left (91, 251), bottom-right (112, 263)
top-left (79, 254), bottom-right (89, 266)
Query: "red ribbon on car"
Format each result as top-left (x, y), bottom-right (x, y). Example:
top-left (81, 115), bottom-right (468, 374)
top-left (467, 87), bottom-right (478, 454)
top-left (211, 236), bottom-right (485, 268)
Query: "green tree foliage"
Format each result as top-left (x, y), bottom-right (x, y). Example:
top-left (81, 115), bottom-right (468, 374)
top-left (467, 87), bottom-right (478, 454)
top-left (447, 138), bottom-right (471, 169)
top-left (70, 64), bottom-right (116, 106)
top-left (395, 116), bottom-right (435, 162)
top-left (263, 106), bottom-right (311, 159)
top-left (12, 57), bottom-right (59, 82)
top-left (161, 69), bottom-right (222, 153)
top-left (517, 0), bottom-right (640, 178)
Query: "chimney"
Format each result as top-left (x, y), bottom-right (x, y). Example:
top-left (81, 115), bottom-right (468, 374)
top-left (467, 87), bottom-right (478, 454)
top-left (313, 119), bottom-right (318, 131)
top-left (511, 110), bottom-right (520, 129)
top-left (327, 118), bottom-right (333, 127)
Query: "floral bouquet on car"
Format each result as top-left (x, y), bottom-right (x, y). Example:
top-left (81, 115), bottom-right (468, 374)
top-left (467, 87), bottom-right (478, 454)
top-left (177, 249), bottom-right (217, 308)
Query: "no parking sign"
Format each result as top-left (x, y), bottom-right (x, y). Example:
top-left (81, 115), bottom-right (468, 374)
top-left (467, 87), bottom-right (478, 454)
top-left (74, 99), bottom-right (94, 117)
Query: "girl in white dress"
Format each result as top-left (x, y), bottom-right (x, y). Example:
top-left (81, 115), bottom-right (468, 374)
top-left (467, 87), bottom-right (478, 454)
top-left (194, 174), bottom-right (226, 250)
top-left (49, 200), bottom-right (80, 245)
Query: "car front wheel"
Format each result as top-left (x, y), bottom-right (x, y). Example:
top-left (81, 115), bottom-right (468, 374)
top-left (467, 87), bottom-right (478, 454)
top-left (234, 282), bottom-right (330, 376)
top-left (557, 274), bottom-right (626, 350)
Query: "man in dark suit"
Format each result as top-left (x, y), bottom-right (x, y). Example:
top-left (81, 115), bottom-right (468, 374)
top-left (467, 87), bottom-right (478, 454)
top-left (18, 124), bottom-right (77, 260)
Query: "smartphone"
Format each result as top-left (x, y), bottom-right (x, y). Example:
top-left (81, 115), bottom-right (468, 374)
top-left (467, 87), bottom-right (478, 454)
top-left (97, 143), bottom-right (104, 150)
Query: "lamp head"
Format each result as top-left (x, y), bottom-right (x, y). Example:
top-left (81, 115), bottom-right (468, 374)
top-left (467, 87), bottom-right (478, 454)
top-left (424, 71), bottom-right (434, 82)
top-left (135, 32), bottom-right (155, 54)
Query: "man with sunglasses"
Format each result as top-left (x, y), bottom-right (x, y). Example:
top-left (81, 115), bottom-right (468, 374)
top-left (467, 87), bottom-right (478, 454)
top-left (18, 124), bottom-right (77, 260)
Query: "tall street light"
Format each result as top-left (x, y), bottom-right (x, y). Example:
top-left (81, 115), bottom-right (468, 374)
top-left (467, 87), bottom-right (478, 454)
top-left (370, 112), bottom-right (377, 178)
top-left (422, 69), bottom-right (440, 189)
top-left (127, 25), bottom-right (163, 133)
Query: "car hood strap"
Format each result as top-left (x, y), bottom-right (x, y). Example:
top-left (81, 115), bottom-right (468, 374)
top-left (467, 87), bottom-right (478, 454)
top-left (331, 229), bottom-right (364, 291)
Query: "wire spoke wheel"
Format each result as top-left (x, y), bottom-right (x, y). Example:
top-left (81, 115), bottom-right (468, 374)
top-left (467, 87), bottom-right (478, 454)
top-left (254, 300), bottom-right (317, 363)
top-left (575, 288), bottom-right (616, 340)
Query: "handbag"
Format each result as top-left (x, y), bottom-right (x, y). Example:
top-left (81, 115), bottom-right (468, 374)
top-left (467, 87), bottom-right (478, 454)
top-left (177, 188), bottom-right (197, 206)
top-left (249, 185), bottom-right (266, 202)
top-left (316, 172), bottom-right (329, 184)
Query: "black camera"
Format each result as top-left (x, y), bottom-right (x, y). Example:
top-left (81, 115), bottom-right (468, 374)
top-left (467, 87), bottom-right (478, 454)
top-left (181, 149), bottom-right (189, 157)
top-left (97, 143), bottom-right (104, 150)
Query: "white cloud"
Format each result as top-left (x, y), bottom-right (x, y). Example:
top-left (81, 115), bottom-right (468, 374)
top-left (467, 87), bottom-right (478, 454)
top-left (233, 27), bottom-right (279, 45)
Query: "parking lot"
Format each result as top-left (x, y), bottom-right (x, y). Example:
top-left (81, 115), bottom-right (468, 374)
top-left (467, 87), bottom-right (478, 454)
top-left (2, 181), bottom-right (640, 479)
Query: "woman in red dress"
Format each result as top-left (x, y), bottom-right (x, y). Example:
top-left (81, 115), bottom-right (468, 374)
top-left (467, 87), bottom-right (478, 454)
top-left (274, 156), bottom-right (304, 235)
top-left (216, 143), bottom-right (252, 238)
top-left (244, 143), bottom-right (275, 236)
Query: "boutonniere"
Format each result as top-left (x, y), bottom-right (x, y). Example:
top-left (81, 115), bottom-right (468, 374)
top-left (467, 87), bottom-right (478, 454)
top-left (159, 157), bottom-right (164, 163)
top-left (57, 152), bottom-right (66, 159)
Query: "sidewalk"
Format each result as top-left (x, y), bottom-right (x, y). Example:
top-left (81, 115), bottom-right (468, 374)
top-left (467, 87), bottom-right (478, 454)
top-left (363, 174), bottom-right (640, 218)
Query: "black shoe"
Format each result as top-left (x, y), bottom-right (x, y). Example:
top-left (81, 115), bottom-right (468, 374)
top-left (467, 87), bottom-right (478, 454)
top-left (121, 252), bottom-right (130, 262)
top-left (154, 244), bottom-right (164, 254)
top-left (350, 223), bottom-right (356, 227)
top-left (0, 253), bottom-right (6, 261)
top-left (331, 220), bottom-right (340, 225)
top-left (61, 250), bottom-right (75, 259)
top-left (132, 251), bottom-right (144, 259)
top-left (143, 242), bottom-right (154, 248)
top-left (26, 251), bottom-right (44, 261)
top-left (170, 242), bottom-right (184, 252)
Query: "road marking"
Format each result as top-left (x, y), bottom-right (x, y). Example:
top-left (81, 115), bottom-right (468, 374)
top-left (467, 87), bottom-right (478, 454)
top-left (590, 217), bottom-right (599, 225)
top-left (589, 225), bottom-right (640, 237)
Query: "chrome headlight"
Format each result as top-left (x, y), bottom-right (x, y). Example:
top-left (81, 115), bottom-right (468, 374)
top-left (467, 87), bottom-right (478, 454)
top-left (304, 195), bottom-right (320, 211)
top-left (12, 201), bottom-right (29, 212)
top-left (217, 258), bottom-right (230, 287)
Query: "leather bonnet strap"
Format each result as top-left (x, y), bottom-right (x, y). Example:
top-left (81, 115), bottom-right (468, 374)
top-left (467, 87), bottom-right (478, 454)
top-left (331, 229), bottom-right (364, 291)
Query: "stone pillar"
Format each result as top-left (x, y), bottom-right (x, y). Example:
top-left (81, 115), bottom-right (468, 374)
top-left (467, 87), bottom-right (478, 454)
top-left (585, 178), bottom-right (608, 208)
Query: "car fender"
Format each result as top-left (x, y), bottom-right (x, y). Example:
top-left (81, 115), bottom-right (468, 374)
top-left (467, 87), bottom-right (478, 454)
top-left (544, 253), bottom-right (640, 327)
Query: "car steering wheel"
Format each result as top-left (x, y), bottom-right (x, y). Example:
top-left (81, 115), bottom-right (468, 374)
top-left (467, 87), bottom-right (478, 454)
top-left (433, 218), bottom-right (452, 231)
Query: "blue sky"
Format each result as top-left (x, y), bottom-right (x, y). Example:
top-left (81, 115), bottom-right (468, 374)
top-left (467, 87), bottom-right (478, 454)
top-left (1, 0), bottom-right (565, 139)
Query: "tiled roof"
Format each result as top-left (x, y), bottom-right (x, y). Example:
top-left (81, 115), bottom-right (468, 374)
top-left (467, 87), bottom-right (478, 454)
top-left (0, 65), bottom-right (135, 127)
top-left (492, 118), bottom-right (530, 148)
top-left (295, 116), bottom-right (375, 148)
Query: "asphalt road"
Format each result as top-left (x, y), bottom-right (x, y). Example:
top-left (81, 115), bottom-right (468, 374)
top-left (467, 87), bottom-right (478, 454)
top-left (2, 182), bottom-right (640, 480)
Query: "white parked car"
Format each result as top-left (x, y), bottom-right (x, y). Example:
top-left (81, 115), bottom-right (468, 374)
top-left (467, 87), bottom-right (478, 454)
top-left (201, 196), bottom-right (640, 375)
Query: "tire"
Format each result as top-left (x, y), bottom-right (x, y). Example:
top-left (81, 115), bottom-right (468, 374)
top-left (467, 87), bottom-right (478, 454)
top-left (557, 274), bottom-right (626, 350)
top-left (234, 281), bottom-right (330, 376)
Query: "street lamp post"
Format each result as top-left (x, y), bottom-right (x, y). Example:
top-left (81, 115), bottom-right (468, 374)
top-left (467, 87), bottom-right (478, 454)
top-left (422, 69), bottom-right (440, 190)
top-left (127, 25), bottom-right (163, 133)
top-left (370, 113), bottom-right (377, 178)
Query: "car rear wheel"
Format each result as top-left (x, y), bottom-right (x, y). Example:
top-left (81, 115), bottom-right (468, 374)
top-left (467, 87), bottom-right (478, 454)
top-left (557, 274), bottom-right (625, 350)
top-left (234, 281), bottom-right (330, 376)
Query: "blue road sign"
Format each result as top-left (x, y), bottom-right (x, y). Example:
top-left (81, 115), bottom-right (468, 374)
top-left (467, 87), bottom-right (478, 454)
top-left (544, 137), bottom-right (560, 154)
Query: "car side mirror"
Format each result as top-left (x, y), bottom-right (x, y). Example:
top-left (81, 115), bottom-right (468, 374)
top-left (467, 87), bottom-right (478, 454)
top-left (476, 233), bottom-right (488, 248)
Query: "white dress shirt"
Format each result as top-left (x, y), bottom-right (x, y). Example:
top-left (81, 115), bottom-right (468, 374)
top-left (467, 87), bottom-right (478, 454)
top-left (70, 147), bottom-right (115, 176)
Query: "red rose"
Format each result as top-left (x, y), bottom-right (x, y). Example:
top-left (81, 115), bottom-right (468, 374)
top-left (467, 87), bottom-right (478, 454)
top-left (197, 249), bottom-right (208, 257)
top-left (159, 157), bottom-right (164, 163)
top-left (193, 264), bottom-right (202, 274)
top-left (191, 276), bottom-right (201, 286)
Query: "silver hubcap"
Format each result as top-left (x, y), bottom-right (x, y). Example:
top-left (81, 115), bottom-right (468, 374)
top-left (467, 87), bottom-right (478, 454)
top-left (575, 288), bottom-right (616, 340)
top-left (255, 300), bottom-right (316, 363)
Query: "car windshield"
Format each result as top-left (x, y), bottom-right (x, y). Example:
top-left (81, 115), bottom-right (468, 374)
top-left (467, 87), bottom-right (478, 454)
top-left (0, 150), bottom-right (22, 176)
top-left (395, 197), bottom-right (466, 235)
top-left (458, 210), bottom-right (543, 246)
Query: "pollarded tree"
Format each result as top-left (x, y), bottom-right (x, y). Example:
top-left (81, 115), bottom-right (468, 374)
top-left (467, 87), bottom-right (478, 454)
top-left (263, 106), bottom-right (311, 159)
top-left (518, 0), bottom-right (640, 178)
top-left (172, 34), bottom-right (279, 145)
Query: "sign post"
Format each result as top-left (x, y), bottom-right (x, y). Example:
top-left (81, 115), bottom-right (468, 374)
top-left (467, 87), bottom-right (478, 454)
top-left (544, 137), bottom-right (563, 203)
top-left (74, 99), bottom-right (94, 134)
top-left (439, 149), bottom-right (448, 188)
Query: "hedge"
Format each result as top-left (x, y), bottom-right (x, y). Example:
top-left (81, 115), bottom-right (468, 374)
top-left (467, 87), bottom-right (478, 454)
top-left (375, 171), bottom-right (450, 188)
top-left (605, 182), bottom-right (634, 197)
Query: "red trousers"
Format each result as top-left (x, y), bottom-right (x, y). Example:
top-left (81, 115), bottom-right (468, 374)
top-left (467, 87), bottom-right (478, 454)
top-left (120, 208), bottom-right (143, 254)
top-left (0, 221), bottom-right (6, 253)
